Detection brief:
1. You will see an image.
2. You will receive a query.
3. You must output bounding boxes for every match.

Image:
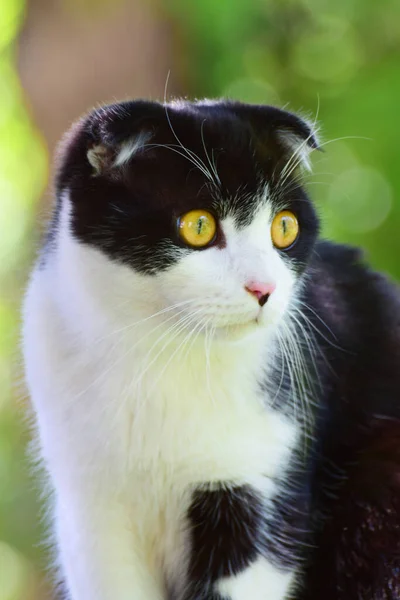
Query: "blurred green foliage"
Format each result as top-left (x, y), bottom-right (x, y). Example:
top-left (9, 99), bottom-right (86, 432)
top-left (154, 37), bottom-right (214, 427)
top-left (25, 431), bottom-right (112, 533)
top-left (168, 0), bottom-right (400, 277)
top-left (1, 0), bottom-right (400, 597)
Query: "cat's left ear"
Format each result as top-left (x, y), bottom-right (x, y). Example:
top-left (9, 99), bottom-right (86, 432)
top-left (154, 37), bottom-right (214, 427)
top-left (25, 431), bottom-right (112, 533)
top-left (55, 101), bottom-right (166, 193)
top-left (273, 110), bottom-right (320, 172)
top-left (229, 103), bottom-right (320, 172)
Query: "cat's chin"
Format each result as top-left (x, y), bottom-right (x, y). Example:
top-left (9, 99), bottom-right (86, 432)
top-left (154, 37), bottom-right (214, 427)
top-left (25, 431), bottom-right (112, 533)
top-left (212, 319), bottom-right (265, 342)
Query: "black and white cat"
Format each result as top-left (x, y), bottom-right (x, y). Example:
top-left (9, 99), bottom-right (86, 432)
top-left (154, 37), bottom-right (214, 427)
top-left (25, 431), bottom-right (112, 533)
top-left (22, 99), bottom-right (400, 600)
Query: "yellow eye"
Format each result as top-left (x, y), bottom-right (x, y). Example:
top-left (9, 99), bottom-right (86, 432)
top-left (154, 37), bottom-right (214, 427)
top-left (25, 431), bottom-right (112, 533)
top-left (271, 210), bottom-right (299, 249)
top-left (178, 209), bottom-right (217, 248)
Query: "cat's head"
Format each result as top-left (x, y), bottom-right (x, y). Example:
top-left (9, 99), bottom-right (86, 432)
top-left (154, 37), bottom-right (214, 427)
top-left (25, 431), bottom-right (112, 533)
top-left (53, 99), bottom-right (319, 341)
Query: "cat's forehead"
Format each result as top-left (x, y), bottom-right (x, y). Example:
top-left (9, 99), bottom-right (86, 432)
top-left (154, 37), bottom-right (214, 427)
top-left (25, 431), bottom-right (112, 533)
top-left (120, 137), bottom-right (267, 227)
top-left (108, 103), bottom-right (303, 223)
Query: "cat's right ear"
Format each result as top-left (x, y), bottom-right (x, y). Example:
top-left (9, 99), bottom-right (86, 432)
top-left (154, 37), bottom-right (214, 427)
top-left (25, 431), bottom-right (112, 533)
top-left (55, 101), bottom-right (165, 193)
top-left (227, 102), bottom-right (320, 173)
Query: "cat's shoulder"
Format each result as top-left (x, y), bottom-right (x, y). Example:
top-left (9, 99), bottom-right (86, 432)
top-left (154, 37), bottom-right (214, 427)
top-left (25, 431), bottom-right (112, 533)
top-left (309, 239), bottom-right (400, 307)
top-left (303, 239), bottom-right (400, 354)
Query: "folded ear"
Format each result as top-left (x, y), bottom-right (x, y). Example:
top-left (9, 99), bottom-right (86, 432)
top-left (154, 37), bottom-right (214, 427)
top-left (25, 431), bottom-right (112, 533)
top-left (55, 100), bottom-right (165, 192)
top-left (227, 103), bottom-right (320, 172)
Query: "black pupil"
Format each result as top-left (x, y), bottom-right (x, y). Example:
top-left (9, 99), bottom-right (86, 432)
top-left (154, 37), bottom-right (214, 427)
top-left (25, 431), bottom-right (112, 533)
top-left (282, 217), bottom-right (287, 236)
top-left (197, 217), bottom-right (204, 235)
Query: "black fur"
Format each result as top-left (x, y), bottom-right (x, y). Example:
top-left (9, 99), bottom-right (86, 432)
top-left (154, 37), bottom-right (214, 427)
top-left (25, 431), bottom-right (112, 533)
top-left (297, 242), bottom-right (400, 599)
top-left (185, 478), bottom-right (311, 598)
top-left (184, 486), bottom-right (263, 599)
top-left (55, 99), bottom-right (400, 599)
top-left (52, 99), bottom-right (318, 275)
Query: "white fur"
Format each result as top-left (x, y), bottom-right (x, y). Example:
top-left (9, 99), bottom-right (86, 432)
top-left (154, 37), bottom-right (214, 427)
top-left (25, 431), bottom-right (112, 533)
top-left (114, 131), bottom-right (153, 167)
top-left (23, 192), bottom-right (300, 600)
top-left (276, 128), bottom-right (317, 172)
top-left (217, 557), bottom-right (294, 600)
top-left (87, 132), bottom-right (153, 175)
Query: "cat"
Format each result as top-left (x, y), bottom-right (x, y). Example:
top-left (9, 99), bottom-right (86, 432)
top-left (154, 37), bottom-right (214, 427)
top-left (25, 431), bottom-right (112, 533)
top-left (22, 98), bottom-right (400, 600)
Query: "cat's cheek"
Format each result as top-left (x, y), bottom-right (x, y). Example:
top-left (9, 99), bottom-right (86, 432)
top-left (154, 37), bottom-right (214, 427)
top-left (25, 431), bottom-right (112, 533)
top-left (157, 249), bottom-right (230, 316)
top-left (258, 283), bottom-right (295, 330)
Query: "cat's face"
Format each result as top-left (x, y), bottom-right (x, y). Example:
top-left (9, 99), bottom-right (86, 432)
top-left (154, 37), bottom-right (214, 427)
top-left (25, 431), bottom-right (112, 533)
top-left (55, 100), bottom-right (319, 340)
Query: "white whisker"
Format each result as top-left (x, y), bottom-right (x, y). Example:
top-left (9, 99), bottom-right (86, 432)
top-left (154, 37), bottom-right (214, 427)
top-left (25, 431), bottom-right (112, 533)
top-left (200, 119), bottom-right (221, 185)
top-left (161, 83), bottom-right (216, 187)
top-left (132, 308), bottom-right (205, 400)
top-left (93, 298), bottom-right (200, 345)
top-left (295, 300), bottom-right (338, 341)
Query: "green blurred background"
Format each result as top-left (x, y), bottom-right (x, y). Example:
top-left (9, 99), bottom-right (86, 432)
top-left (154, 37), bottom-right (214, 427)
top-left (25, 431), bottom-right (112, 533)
top-left (1, 0), bottom-right (400, 597)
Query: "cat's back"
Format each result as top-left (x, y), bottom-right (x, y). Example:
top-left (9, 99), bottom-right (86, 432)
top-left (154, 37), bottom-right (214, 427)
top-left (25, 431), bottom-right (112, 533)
top-left (302, 239), bottom-right (400, 454)
top-left (301, 241), bottom-right (400, 599)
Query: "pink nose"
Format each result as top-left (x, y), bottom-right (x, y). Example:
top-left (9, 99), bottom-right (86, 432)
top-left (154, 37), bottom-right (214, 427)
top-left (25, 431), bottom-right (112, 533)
top-left (245, 281), bottom-right (276, 307)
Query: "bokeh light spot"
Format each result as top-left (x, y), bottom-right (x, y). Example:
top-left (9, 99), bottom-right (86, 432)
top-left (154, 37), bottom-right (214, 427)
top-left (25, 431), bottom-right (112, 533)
top-left (327, 166), bottom-right (392, 233)
top-left (292, 17), bottom-right (362, 84)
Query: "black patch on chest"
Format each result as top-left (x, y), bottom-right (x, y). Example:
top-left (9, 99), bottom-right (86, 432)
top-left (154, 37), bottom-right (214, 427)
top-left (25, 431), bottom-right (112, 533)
top-left (187, 485), bottom-right (263, 583)
top-left (183, 479), bottom-right (310, 600)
